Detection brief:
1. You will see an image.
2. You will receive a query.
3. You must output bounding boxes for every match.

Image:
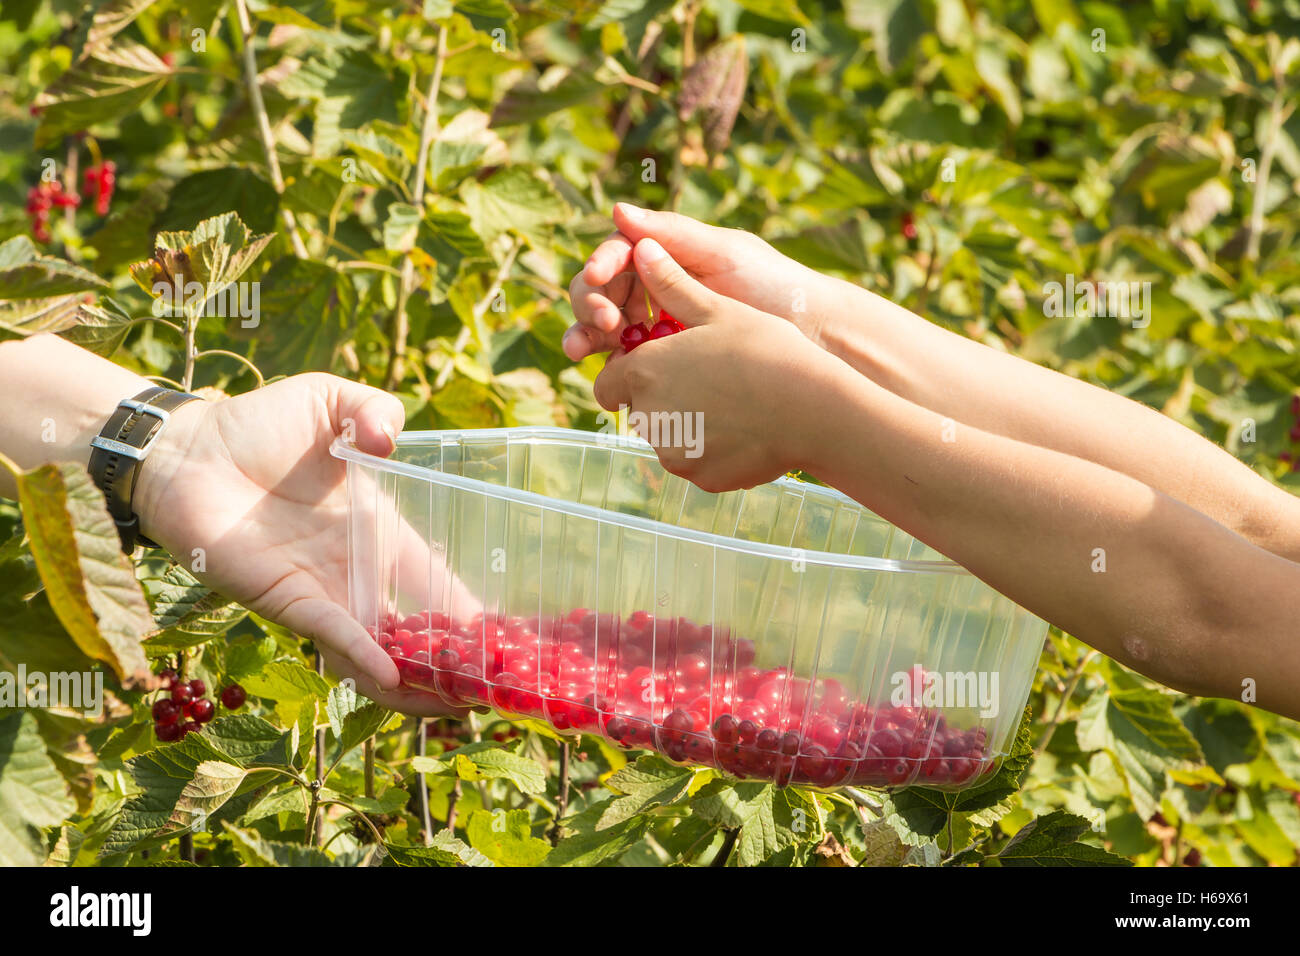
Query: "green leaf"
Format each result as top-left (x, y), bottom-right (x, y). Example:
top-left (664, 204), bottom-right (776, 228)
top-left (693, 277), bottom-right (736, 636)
top-left (0, 713), bottom-right (77, 866)
top-left (731, 0), bottom-right (807, 25)
top-left (203, 715), bottom-right (289, 766)
top-left (1076, 662), bottom-right (1204, 819)
top-left (167, 760), bottom-right (246, 832)
top-left (415, 739), bottom-right (548, 794)
top-left (148, 564), bottom-right (247, 641)
top-left (996, 810), bottom-right (1131, 866)
top-left (251, 257), bottom-right (354, 374)
top-left (597, 754), bottom-right (695, 829)
top-left (891, 706), bottom-right (1035, 837)
top-left (0, 236), bottom-right (109, 299)
top-left (224, 823), bottom-right (337, 866)
top-left (154, 168), bottom-right (279, 236)
top-left (385, 830), bottom-right (494, 867)
top-left (414, 209), bottom-right (490, 303)
top-left (844, 0), bottom-right (925, 73)
top-left (690, 780), bottom-right (812, 866)
top-left (326, 684), bottom-right (394, 757)
top-left (128, 212), bottom-right (274, 317)
top-left (13, 462), bottom-right (152, 684)
top-left (546, 815), bottom-right (648, 866)
top-left (462, 166), bottom-right (569, 242)
top-left (278, 50), bottom-right (403, 155)
top-left (34, 41), bottom-right (172, 147)
top-left (465, 809), bottom-right (551, 866)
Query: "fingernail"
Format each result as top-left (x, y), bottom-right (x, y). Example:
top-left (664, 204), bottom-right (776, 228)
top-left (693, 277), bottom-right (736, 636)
top-left (380, 420), bottom-right (397, 449)
top-left (617, 202), bottom-right (646, 221)
top-left (636, 238), bottom-right (667, 263)
top-left (561, 325), bottom-right (582, 357)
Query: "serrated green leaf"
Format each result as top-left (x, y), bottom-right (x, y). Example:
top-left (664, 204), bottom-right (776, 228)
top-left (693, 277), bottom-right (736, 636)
top-left (996, 810), bottom-right (1131, 866)
top-left (0, 236), bottom-right (109, 299)
top-left (465, 809), bottom-right (551, 866)
top-left (385, 830), bottom-right (494, 867)
top-left (0, 713), bottom-right (77, 865)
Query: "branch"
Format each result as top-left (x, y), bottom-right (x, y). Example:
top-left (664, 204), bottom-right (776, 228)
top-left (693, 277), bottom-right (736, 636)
top-left (386, 23), bottom-right (448, 389)
top-left (233, 0), bottom-right (309, 259)
top-left (433, 236), bottom-right (523, 391)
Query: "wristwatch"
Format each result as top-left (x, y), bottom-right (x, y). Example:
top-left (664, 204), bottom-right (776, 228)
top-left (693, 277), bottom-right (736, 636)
top-left (87, 386), bottom-right (202, 553)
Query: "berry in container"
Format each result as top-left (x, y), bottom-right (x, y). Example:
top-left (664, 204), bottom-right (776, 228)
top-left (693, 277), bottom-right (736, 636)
top-left (331, 427), bottom-right (1046, 790)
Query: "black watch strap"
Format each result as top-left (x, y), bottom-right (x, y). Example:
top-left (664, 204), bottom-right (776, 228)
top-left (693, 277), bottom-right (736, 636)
top-left (87, 386), bottom-right (201, 553)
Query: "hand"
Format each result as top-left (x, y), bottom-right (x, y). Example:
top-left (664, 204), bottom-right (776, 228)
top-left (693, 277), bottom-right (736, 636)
top-left (132, 373), bottom-right (470, 717)
top-left (565, 203), bottom-right (845, 361)
top-left (592, 238), bottom-right (833, 492)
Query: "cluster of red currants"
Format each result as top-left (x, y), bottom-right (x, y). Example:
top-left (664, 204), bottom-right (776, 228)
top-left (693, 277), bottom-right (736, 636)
top-left (620, 310), bottom-right (685, 352)
top-left (372, 608), bottom-right (996, 790)
top-left (83, 160), bottom-right (116, 216)
top-left (150, 669), bottom-right (247, 741)
top-left (24, 181), bottom-right (80, 243)
top-left (1280, 394), bottom-right (1300, 472)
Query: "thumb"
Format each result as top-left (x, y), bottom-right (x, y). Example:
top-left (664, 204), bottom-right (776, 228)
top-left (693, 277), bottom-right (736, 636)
top-left (632, 238), bottom-right (717, 326)
top-left (316, 374), bottom-right (405, 457)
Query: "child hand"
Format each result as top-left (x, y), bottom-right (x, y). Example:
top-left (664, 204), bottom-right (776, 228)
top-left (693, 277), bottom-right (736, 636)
top-left (565, 204), bottom-right (839, 361)
top-left (591, 238), bottom-right (831, 492)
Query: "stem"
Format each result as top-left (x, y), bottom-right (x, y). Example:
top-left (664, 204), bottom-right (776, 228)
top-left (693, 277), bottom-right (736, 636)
top-left (181, 312), bottom-right (197, 391)
top-left (711, 827), bottom-right (739, 867)
top-left (1244, 91), bottom-right (1293, 265)
top-left (466, 711), bottom-right (492, 811)
top-left (416, 718), bottom-right (433, 845)
top-left (318, 800), bottom-right (385, 846)
top-left (446, 778), bottom-right (462, 832)
top-left (313, 651), bottom-right (326, 846)
top-left (63, 139), bottom-right (77, 230)
top-left (194, 348), bottom-right (265, 387)
top-left (364, 738), bottom-right (375, 800)
top-left (914, 223), bottom-right (939, 317)
top-left (385, 23), bottom-right (448, 389)
top-left (432, 237), bottom-right (522, 391)
top-left (550, 740), bottom-right (570, 846)
top-left (233, 0), bottom-right (308, 259)
top-left (1034, 649), bottom-right (1098, 757)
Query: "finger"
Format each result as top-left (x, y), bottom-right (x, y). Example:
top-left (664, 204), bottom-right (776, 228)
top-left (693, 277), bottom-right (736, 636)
top-left (314, 375), bottom-right (406, 457)
top-left (281, 596), bottom-right (402, 691)
top-left (582, 231), bottom-right (635, 286)
top-left (569, 269), bottom-right (632, 333)
top-left (632, 238), bottom-right (718, 326)
top-left (318, 647), bottom-right (470, 718)
top-left (592, 358), bottom-right (632, 412)
top-left (614, 204), bottom-right (729, 270)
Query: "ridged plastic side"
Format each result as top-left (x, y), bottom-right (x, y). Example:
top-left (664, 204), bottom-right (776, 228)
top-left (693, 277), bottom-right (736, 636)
top-left (339, 429), bottom-right (1043, 790)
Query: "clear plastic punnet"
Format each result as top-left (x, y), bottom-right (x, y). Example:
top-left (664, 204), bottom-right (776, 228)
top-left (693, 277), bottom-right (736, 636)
top-left (331, 426), bottom-right (1046, 791)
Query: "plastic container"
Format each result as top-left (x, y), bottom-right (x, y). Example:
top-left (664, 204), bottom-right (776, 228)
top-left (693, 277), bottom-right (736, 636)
top-left (331, 427), bottom-right (1046, 790)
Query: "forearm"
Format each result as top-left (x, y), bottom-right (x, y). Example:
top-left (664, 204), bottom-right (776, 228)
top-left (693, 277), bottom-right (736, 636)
top-left (0, 334), bottom-right (153, 498)
top-left (793, 355), bottom-right (1300, 717)
top-left (810, 280), bottom-right (1300, 561)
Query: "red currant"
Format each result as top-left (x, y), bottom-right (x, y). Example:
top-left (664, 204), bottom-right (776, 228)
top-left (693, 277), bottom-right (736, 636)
top-left (151, 698), bottom-right (181, 725)
top-left (157, 668), bottom-right (178, 687)
top-left (187, 678), bottom-right (206, 698)
top-left (620, 322), bottom-right (651, 351)
top-left (220, 684), bottom-right (247, 709)
top-left (155, 721), bottom-right (183, 742)
top-left (179, 720), bottom-right (200, 737)
top-left (190, 698), bottom-right (215, 723)
top-left (901, 211), bottom-right (918, 240)
top-left (170, 682), bottom-right (194, 705)
top-left (649, 319), bottom-right (683, 340)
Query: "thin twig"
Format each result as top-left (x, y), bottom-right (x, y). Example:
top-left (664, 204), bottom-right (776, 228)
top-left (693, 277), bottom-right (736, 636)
top-left (194, 348), bottom-right (265, 386)
top-left (415, 718), bottom-right (433, 845)
top-left (1034, 649), bottom-right (1099, 757)
top-left (233, 0), bottom-right (308, 259)
top-left (432, 236), bottom-right (523, 391)
top-left (550, 740), bottom-right (570, 846)
top-left (711, 827), bottom-right (739, 867)
top-left (446, 777), bottom-right (462, 832)
top-left (364, 739), bottom-right (375, 800)
top-left (385, 23), bottom-right (448, 389)
top-left (313, 651), bottom-right (327, 846)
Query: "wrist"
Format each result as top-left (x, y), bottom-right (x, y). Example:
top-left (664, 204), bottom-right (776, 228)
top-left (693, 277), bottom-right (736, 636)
top-left (132, 399), bottom-right (207, 550)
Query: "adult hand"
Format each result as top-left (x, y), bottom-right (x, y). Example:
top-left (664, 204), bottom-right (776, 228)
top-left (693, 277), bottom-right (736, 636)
top-left (133, 373), bottom-right (471, 717)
